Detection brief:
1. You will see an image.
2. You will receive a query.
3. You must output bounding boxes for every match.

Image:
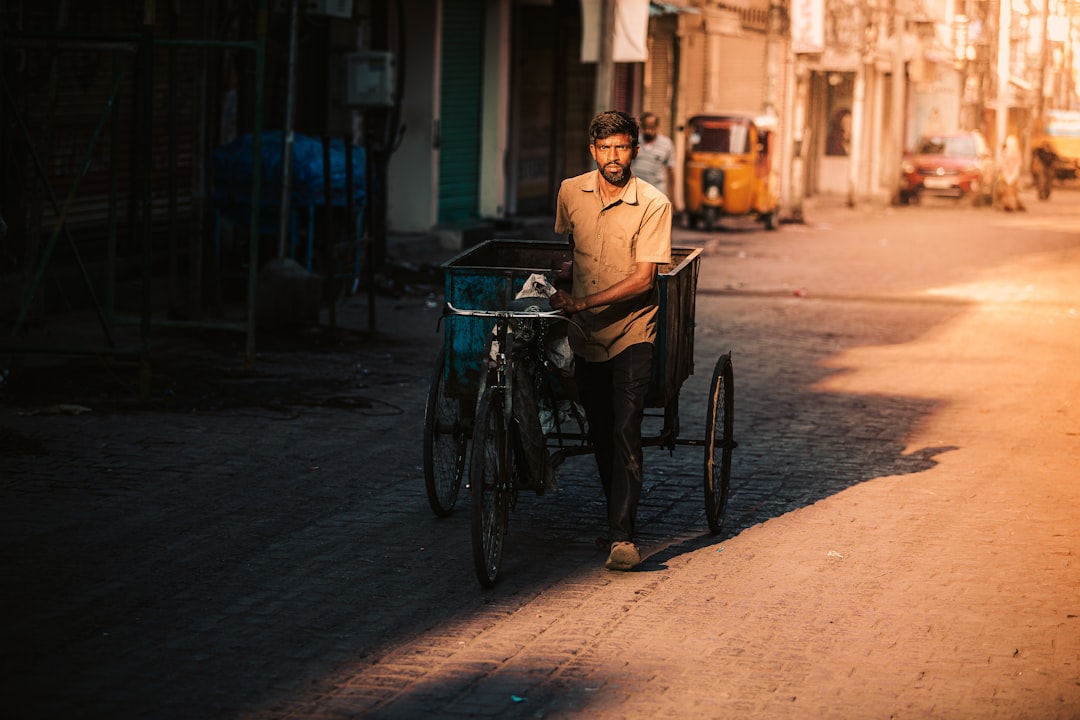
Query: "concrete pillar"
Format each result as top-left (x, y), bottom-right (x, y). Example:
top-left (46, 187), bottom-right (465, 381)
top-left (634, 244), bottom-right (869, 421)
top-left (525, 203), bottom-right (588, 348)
top-left (788, 58), bottom-right (809, 222)
top-left (848, 63), bottom-right (867, 207)
top-left (889, 9), bottom-right (907, 204)
top-left (763, 0), bottom-right (785, 116)
top-left (995, 0), bottom-right (1010, 163)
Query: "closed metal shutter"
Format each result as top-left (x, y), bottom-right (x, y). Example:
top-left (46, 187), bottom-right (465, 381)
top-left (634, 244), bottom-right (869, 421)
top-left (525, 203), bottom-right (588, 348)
top-left (677, 14), bottom-right (767, 118)
top-left (510, 2), bottom-right (555, 215)
top-left (718, 34), bottom-right (766, 111)
top-left (680, 16), bottom-right (707, 119)
top-left (613, 63), bottom-right (638, 113)
top-left (643, 14), bottom-right (676, 137)
top-left (438, 0), bottom-right (485, 224)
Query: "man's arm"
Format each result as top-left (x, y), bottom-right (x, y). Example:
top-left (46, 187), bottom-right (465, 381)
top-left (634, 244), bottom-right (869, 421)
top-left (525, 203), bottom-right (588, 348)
top-left (549, 262), bottom-right (657, 314)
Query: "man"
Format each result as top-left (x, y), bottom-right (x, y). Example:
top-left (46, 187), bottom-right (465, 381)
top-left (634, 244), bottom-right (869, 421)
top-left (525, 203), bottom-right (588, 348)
top-left (632, 111), bottom-right (676, 198)
top-left (998, 135), bottom-right (1026, 212)
top-left (549, 110), bottom-right (673, 571)
top-left (1031, 140), bottom-right (1058, 200)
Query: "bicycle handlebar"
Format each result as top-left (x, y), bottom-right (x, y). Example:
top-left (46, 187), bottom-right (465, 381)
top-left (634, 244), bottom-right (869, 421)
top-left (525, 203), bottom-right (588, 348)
top-left (444, 301), bottom-right (566, 320)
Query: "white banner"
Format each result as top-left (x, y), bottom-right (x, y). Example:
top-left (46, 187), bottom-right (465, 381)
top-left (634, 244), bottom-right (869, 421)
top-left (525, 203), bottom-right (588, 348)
top-left (791, 0), bottom-right (825, 54)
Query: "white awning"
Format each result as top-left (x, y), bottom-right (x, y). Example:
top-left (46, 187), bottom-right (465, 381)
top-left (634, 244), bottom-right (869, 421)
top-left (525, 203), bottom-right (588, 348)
top-left (1009, 75), bottom-right (1032, 92)
top-left (650, 0), bottom-right (700, 14)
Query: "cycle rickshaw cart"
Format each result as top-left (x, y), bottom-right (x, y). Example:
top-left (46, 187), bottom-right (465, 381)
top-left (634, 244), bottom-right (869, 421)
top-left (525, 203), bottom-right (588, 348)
top-left (422, 239), bottom-right (735, 587)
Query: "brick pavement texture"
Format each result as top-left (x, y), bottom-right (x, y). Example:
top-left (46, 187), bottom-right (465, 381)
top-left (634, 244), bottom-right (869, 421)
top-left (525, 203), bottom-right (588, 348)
top-left (3, 193), bottom-right (1080, 719)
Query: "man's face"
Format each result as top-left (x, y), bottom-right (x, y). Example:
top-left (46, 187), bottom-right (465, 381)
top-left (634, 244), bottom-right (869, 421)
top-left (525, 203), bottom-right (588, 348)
top-left (590, 133), bottom-right (637, 185)
top-left (641, 118), bottom-right (659, 142)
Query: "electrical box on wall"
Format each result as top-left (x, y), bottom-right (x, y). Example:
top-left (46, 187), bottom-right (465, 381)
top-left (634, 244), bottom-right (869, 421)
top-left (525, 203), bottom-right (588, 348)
top-left (312, 0), bottom-right (353, 18)
top-left (275, 0), bottom-right (353, 18)
top-left (344, 51), bottom-right (395, 108)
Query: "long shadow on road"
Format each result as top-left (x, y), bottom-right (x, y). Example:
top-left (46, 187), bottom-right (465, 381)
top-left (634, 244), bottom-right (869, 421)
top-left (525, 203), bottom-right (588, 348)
top-left (0, 216), bottom-right (1023, 719)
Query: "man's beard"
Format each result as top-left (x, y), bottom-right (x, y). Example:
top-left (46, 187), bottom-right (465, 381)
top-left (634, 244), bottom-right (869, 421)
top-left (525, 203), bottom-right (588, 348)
top-left (600, 163), bottom-right (630, 185)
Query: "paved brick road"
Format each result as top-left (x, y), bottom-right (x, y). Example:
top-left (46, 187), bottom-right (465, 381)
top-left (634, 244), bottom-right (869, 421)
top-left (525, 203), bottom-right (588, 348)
top-left (3, 191), bottom-right (1079, 719)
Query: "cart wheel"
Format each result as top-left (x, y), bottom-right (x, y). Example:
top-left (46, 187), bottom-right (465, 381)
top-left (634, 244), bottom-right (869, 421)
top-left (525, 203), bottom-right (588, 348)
top-left (470, 386), bottom-right (511, 587)
top-left (704, 353), bottom-right (735, 534)
top-left (423, 348), bottom-right (468, 517)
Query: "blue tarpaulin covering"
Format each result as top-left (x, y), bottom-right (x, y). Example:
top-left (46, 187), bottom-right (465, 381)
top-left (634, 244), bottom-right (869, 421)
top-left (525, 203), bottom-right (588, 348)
top-left (212, 132), bottom-right (366, 231)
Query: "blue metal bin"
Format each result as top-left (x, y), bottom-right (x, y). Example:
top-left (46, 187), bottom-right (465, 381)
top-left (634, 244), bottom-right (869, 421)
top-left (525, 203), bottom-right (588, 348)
top-left (442, 239), bottom-right (701, 409)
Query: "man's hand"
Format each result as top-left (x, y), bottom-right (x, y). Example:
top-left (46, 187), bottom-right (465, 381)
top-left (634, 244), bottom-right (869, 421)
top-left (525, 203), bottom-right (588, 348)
top-left (549, 289), bottom-right (581, 314)
top-left (548, 262), bottom-right (658, 315)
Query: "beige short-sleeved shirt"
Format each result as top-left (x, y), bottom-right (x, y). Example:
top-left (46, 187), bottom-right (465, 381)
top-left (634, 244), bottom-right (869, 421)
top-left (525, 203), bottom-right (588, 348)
top-left (554, 170), bottom-right (672, 362)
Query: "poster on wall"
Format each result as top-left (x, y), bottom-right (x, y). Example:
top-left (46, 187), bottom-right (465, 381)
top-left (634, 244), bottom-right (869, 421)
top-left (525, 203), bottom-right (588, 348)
top-left (825, 73), bottom-right (854, 156)
top-left (906, 66), bottom-right (962, 149)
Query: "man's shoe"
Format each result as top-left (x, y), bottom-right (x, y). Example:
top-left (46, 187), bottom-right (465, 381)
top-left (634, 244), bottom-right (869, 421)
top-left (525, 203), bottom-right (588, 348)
top-left (605, 541), bottom-right (640, 571)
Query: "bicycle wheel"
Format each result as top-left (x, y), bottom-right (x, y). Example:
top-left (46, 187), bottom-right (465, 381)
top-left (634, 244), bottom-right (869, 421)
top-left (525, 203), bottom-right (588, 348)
top-left (423, 348), bottom-right (468, 517)
top-left (704, 353), bottom-right (735, 534)
top-left (470, 385), bottom-right (511, 587)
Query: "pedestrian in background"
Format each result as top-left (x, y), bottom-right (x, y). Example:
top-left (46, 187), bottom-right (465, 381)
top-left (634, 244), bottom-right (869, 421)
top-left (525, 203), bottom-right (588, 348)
top-left (549, 110), bottom-right (673, 572)
top-left (1031, 140), bottom-right (1058, 200)
top-left (633, 111), bottom-right (676, 199)
top-left (997, 135), bottom-right (1026, 212)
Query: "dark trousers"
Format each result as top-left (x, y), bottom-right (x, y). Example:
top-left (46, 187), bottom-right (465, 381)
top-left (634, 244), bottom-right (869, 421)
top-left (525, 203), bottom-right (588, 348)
top-left (575, 343), bottom-right (652, 544)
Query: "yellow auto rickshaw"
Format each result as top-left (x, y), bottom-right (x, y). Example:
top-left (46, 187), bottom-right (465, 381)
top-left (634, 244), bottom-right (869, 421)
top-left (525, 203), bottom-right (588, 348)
top-left (682, 113), bottom-right (779, 231)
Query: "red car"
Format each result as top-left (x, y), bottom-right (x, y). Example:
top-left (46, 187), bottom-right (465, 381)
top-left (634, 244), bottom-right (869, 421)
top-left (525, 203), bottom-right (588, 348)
top-left (898, 131), bottom-right (995, 206)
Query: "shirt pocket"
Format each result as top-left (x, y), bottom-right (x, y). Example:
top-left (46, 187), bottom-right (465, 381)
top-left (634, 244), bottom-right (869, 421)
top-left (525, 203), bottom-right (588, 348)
top-left (599, 227), bottom-right (638, 276)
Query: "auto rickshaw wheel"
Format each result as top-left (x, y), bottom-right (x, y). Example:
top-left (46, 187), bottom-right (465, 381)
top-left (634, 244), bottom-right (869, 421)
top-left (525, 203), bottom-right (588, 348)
top-left (763, 210), bottom-right (778, 231)
top-left (703, 207), bottom-right (718, 231)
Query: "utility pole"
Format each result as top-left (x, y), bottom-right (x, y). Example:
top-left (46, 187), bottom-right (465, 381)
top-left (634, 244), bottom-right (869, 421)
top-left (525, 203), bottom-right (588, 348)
top-left (276, 0), bottom-right (300, 259)
top-left (1036, 0), bottom-right (1049, 130)
top-left (995, 0), bottom-right (1010, 161)
top-left (848, 64), bottom-right (865, 207)
top-left (594, 0), bottom-right (615, 114)
top-left (888, 0), bottom-right (906, 204)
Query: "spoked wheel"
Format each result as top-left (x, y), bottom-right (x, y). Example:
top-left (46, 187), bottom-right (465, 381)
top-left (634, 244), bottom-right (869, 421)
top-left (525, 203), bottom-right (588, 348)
top-left (470, 386), bottom-right (512, 587)
top-left (704, 353), bottom-right (735, 534)
top-left (423, 348), bottom-right (468, 517)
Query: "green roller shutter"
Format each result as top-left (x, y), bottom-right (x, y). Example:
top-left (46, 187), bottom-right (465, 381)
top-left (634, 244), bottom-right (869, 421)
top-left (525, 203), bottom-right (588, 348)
top-left (438, 0), bottom-right (485, 224)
